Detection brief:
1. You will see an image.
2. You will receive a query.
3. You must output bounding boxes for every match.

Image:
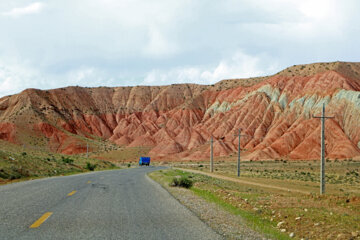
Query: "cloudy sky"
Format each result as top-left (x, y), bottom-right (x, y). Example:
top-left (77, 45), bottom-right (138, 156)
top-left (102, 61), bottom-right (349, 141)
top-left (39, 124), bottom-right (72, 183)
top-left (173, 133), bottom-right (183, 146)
top-left (0, 0), bottom-right (359, 97)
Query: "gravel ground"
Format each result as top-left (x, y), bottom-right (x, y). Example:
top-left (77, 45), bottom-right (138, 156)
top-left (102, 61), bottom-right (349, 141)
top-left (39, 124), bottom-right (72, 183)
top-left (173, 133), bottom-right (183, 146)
top-left (162, 184), bottom-right (268, 240)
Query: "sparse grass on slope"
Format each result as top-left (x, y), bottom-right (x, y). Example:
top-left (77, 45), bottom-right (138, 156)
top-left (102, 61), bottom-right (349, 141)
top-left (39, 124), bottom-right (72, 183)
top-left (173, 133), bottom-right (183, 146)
top-left (93, 146), bottom-right (151, 163)
top-left (0, 142), bottom-right (118, 184)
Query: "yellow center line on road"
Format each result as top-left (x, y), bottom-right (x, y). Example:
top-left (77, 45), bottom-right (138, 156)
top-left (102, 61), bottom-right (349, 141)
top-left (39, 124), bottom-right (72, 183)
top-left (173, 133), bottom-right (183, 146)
top-left (87, 181), bottom-right (91, 184)
top-left (30, 212), bottom-right (53, 228)
top-left (67, 190), bottom-right (77, 196)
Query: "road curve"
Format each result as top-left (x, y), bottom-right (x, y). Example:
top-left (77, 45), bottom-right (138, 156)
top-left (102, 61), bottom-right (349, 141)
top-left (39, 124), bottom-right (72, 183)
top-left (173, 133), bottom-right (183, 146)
top-left (0, 167), bottom-right (221, 240)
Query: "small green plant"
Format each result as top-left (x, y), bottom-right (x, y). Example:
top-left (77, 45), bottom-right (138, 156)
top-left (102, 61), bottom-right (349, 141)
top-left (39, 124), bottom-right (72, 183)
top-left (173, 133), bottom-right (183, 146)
top-left (62, 156), bottom-right (74, 164)
top-left (86, 162), bottom-right (97, 171)
top-left (21, 152), bottom-right (27, 156)
top-left (127, 163), bottom-right (131, 168)
top-left (171, 176), bottom-right (193, 188)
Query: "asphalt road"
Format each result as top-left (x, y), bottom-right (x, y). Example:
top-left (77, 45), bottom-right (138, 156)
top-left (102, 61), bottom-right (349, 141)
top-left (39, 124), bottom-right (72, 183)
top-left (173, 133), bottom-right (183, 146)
top-left (0, 167), bottom-right (221, 240)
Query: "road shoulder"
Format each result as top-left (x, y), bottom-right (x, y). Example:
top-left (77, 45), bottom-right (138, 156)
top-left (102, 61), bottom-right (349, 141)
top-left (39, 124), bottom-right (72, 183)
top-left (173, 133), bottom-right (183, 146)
top-left (148, 169), bottom-right (267, 240)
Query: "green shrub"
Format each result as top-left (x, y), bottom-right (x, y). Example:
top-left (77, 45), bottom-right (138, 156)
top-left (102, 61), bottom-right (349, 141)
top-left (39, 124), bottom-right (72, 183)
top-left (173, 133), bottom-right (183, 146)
top-left (127, 163), bottom-right (131, 168)
top-left (86, 162), bottom-right (97, 171)
top-left (0, 169), bottom-right (10, 179)
top-left (171, 176), bottom-right (193, 188)
top-left (62, 156), bottom-right (74, 164)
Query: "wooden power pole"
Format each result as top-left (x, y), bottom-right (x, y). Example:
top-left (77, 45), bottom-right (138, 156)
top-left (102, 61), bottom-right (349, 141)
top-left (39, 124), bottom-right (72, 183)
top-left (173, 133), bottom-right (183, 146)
top-left (313, 103), bottom-right (333, 194)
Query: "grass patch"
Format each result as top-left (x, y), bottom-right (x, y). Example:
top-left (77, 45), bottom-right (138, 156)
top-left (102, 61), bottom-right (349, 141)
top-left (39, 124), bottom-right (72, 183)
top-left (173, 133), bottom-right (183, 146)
top-left (0, 143), bottom-right (118, 184)
top-left (150, 168), bottom-right (360, 240)
top-left (172, 159), bottom-right (360, 195)
top-left (150, 169), bottom-right (291, 239)
top-left (85, 162), bottom-right (97, 171)
top-left (191, 187), bottom-right (291, 240)
top-left (171, 176), bottom-right (193, 188)
top-left (62, 156), bottom-right (74, 164)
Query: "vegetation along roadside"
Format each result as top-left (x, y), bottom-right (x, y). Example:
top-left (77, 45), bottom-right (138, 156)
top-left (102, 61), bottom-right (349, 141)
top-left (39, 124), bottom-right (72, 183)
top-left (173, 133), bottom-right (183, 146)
top-left (149, 168), bottom-right (360, 240)
top-left (0, 148), bottom-right (118, 185)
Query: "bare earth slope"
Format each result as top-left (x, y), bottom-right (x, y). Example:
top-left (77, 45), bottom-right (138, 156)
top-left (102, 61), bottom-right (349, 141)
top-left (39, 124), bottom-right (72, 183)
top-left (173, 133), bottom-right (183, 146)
top-left (1, 61), bottom-right (360, 160)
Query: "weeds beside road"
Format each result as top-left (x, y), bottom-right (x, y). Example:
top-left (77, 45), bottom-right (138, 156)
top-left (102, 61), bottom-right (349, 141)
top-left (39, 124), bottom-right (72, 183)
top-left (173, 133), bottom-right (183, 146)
top-left (150, 167), bottom-right (360, 240)
top-left (171, 159), bottom-right (360, 195)
top-left (0, 148), bottom-right (118, 185)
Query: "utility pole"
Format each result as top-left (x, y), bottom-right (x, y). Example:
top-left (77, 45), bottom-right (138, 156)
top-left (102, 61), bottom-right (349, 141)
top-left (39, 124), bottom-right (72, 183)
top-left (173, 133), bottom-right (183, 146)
top-left (237, 130), bottom-right (240, 177)
top-left (210, 136), bottom-right (214, 172)
top-left (208, 136), bottom-right (227, 173)
top-left (313, 103), bottom-right (333, 194)
top-left (234, 129), bottom-right (250, 177)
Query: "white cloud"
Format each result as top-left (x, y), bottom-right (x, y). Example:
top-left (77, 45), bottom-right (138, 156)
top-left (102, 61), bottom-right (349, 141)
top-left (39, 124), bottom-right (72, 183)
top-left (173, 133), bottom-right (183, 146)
top-left (69, 0), bottom-right (187, 58)
top-left (289, 0), bottom-right (344, 37)
top-left (0, 60), bottom-right (119, 97)
top-left (143, 51), bottom-right (279, 85)
top-left (65, 67), bottom-right (116, 87)
top-left (0, 0), bottom-right (359, 97)
top-left (0, 59), bottom-right (41, 96)
top-left (143, 25), bottom-right (179, 58)
top-left (235, 0), bottom-right (346, 41)
top-left (2, 2), bottom-right (44, 18)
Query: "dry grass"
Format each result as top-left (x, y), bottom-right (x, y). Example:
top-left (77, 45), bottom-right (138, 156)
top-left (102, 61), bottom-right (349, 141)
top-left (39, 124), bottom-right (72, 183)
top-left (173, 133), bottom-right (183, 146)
top-left (164, 159), bottom-right (360, 239)
top-left (171, 159), bottom-right (360, 195)
top-left (93, 146), bottom-right (151, 164)
top-left (0, 140), bottom-right (118, 184)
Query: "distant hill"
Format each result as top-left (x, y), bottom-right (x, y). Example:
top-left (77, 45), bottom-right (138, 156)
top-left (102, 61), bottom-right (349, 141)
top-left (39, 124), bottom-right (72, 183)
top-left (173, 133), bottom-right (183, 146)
top-left (1, 61), bottom-right (360, 160)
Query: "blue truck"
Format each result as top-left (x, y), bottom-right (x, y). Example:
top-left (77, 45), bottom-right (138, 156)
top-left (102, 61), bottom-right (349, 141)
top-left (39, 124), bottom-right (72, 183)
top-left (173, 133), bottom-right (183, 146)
top-left (139, 157), bottom-right (151, 166)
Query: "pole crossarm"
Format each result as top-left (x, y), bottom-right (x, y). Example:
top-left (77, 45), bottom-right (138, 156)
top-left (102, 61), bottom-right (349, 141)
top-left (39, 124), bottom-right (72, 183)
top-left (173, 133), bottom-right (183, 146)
top-left (312, 115), bottom-right (334, 119)
top-left (312, 103), bottom-right (334, 195)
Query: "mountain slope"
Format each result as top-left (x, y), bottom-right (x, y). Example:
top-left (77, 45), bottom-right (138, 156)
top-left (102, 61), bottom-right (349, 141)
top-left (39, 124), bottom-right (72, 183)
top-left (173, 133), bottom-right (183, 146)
top-left (1, 61), bottom-right (360, 160)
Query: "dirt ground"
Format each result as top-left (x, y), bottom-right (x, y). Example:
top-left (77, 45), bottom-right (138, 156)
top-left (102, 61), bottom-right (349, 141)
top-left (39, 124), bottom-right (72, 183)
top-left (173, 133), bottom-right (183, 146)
top-left (160, 159), bottom-right (360, 240)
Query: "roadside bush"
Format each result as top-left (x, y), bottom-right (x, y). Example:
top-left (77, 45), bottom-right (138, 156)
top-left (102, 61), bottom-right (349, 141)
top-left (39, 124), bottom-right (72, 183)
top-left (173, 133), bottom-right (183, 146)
top-left (86, 162), bottom-right (97, 171)
top-left (0, 168), bottom-right (22, 179)
top-left (171, 176), bottom-right (193, 188)
top-left (62, 156), bottom-right (74, 164)
top-left (0, 169), bottom-right (10, 179)
top-left (127, 163), bottom-right (131, 168)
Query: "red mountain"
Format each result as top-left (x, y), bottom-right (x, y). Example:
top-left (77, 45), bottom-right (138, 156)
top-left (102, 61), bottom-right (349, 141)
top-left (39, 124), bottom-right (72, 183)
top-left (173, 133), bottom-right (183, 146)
top-left (1, 61), bottom-right (360, 160)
